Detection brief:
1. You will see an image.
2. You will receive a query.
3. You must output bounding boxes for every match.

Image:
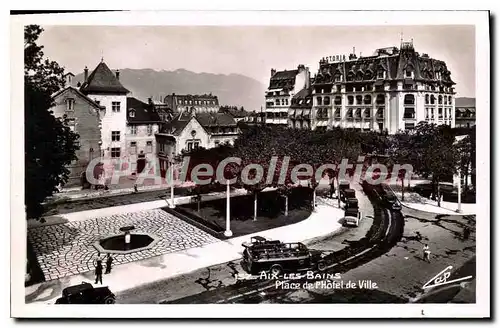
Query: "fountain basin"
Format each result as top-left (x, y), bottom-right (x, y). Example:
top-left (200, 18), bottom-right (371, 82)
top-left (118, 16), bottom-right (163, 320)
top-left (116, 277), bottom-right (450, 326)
top-left (93, 232), bottom-right (160, 254)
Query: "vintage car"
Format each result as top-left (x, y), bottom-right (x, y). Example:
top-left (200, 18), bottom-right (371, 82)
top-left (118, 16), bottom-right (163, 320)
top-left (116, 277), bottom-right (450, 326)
top-left (344, 197), bottom-right (359, 210)
top-left (55, 282), bottom-right (116, 304)
top-left (343, 208), bottom-right (361, 227)
top-left (241, 240), bottom-right (329, 276)
top-left (340, 188), bottom-right (356, 203)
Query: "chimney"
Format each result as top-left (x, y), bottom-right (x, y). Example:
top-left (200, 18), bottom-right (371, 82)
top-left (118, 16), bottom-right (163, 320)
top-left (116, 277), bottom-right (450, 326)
top-left (271, 68), bottom-right (276, 77)
top-left (84, 66), bottom-right (88, 82)
top-left (115, 69), bottom-right (120, 80)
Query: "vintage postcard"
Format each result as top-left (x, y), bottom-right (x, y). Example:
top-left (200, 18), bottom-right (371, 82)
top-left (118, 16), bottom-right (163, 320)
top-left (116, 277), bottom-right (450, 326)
top-left (11, 10), bottom-right (490, 318)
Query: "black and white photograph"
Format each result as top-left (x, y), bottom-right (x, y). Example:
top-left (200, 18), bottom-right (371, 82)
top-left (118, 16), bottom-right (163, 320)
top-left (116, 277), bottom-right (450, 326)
top-left (10, 10), bottom-right (490, 319)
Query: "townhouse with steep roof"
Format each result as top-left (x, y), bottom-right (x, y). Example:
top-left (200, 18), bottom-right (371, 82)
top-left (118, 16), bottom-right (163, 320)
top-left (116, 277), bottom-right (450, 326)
top-left (78, 60), bottom-right (130, 179)
top-left (265, 65), bottom-right (311, 125)
top-left (155, 110), bottom-right (239, 176)
top-left (125, 97), bottom-right (162, 174)
top-left (51, 84), bottom-right (105, 187)
top-left (51, 59), bottom-right (134, 188)
top-left (455, 97), bottom-right (476, 128)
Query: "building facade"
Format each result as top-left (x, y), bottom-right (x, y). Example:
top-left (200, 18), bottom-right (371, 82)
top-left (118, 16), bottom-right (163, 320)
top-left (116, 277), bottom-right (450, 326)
top-left (455, 97), bottom-right (476, 128)
top-left (51, 86), bottom-right (104, 187)
top-left (288, 87), bottom-right (314, 129)
top-left (164, 93), bottom-right (220, 114)
top-left (125, 97), bottom-right (162, 174)
top-left (265, 65), bottom-right (311, 125)
top-left (155, 111), bottom-right (239, 174)
top-left (267, 41), bottom-right (456, 134)
top-left (79, 61), bottom-right (130, 176)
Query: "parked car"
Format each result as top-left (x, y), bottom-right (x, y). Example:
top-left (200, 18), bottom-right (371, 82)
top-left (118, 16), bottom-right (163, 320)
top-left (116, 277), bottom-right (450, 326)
top-left (343, 210), bottom-right (361, 227)
top-left (378, 184), bottom-right (402, 210)
top-left (55, 282), bottom-right (116, 304)
top-left (340, 188), bottom-right (356, 203)
top-left (344, 197), bottom-right (359, 209)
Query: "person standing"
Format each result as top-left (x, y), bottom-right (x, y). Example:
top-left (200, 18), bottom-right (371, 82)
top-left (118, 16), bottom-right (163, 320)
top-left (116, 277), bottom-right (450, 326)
top-left (105, 254), bottom-right (114, 274)
top-left (463, 226), bottom-right (471, 240)
top-left (95, 259), bottom-right (103, 284)
top-left (329, 177), bottom-right (336, 199)
top-left (423, 244), bottom-right (431, 263)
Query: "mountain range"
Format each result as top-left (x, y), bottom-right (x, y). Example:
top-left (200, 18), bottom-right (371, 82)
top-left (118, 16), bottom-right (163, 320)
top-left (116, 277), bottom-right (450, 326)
top-left (74, 68), bottom-right (267, 111)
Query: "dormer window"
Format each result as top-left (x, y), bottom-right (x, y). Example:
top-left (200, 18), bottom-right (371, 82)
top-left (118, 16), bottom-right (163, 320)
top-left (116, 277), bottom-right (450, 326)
top-left (377, 70), bottom-right (385, 79)
top-left (129, 109), bottom-right (135, 118)
top-left (335, 74), bottom-right (342, 82)
top-left (405, 69), bottom-right (412, 78)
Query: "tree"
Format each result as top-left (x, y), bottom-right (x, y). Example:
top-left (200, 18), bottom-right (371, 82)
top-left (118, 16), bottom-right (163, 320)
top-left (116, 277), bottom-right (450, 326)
top-left (387, 130), bottom-right (416, 201)
top-left (25, 25), bottom-right (80, 219)
top-left (411, 122), bottom-right (459, 206)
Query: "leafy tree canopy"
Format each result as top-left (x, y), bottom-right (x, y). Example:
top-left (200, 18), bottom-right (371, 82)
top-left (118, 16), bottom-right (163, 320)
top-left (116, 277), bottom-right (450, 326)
top-left (25, 25), bottom-right (80, 219)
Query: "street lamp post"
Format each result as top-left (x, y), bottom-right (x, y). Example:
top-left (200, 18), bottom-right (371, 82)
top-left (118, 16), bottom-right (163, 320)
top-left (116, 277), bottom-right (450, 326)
top-left (224, 179), bottom-right (233, 237)
top-left (169, 153), bottom-right (175, 209)
top-left (456, 168), bottom-right (462, 213)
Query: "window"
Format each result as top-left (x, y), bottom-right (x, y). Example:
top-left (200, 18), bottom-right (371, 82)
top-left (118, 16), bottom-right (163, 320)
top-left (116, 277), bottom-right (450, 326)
top-left (438, 95), bottom-right (443, 105)
top-left (364, 95), bottom-right (372, 105)
top-left (187, 141), bottom-right (200, 152)
top-left (347, 96), bottom-right (354, 105)
top-left (404, 94), bottom-right (415, 105)
top-left (425, 108), bottom-right (429, 119)
top-left (147, 124), bottom-right (153, 135)
top-left (111, 131), bottom-right (120, 142)
top-left (438, 108), bottom-right (443, 119)
top-left (404, 108), bottom-right (415, 119)
top-left (430, 95), bottom-right (436, 105)
top-left (334, 108), bottom-right (341, 118)
top-left (364, 109), bottom-right (371, 118)
top-left (130, 125), bottom-right (137, 135)
top-left (405, 123), bottom-right (415, 130)
top-left (112, 102), bottom-right (121, 113)
top-left (377, 108), bottom-right (384, 119)
top-left (324, 96), bottom-right (330, 106)
top-left (335, 74), bottom-right (342, 82)
top-left (425, 94), bottom-right (430, 104)
top-left (146, 141), bottom-right (153, 153)
top-left (66, 98), bottom-right (75, 111)
top-left (405, 69), bottom-right (412, 78)
top-left (376, 94), bottom-right (385, 105)
top-left (130, 141), bottom-right (137, 154)
top-left (316, 97), bottom-right (322, 106)
top-left (111, 147), bottom-right (121, 158)
top-left (377, 70), bottom-right (385, 79)
top-left (378, 123), bottom-right (384, 131)
top-left (356, 95), bottom-right (362, 105)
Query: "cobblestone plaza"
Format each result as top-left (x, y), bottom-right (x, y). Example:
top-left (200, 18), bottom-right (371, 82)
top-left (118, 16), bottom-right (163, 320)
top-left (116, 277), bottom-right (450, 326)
top-left (28, 209), bottom-right (219, 281)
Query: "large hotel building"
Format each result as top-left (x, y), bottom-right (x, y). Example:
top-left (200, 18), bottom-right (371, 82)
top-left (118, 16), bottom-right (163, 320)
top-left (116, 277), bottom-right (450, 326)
top-left (265, 40), bottom-right (457, 134)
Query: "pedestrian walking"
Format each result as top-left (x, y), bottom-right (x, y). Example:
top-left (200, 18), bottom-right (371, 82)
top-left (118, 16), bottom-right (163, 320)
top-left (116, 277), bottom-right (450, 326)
top-left (133, 184), bottom-right (138, 193)
top-left (105, 254), bottom-right (113, 274)
top-left (95, 259), bottom-right (103, 284)
top-left (463, 226), bottom-right (471, 240)
top-left (423, 244), bottom-right (431, 263)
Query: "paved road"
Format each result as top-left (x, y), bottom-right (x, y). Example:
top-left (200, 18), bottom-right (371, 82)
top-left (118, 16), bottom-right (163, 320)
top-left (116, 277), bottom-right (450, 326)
top-left (29, 209), bottom-right (219, 281)
top-left (43, 187), bottom-right (193, 216)
top-left (116, 183), bottom-right (387, 304)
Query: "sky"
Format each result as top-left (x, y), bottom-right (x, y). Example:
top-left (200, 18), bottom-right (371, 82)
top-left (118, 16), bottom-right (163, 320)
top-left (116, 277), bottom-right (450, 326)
top-left (39, 25), bottom-right (475, 97)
